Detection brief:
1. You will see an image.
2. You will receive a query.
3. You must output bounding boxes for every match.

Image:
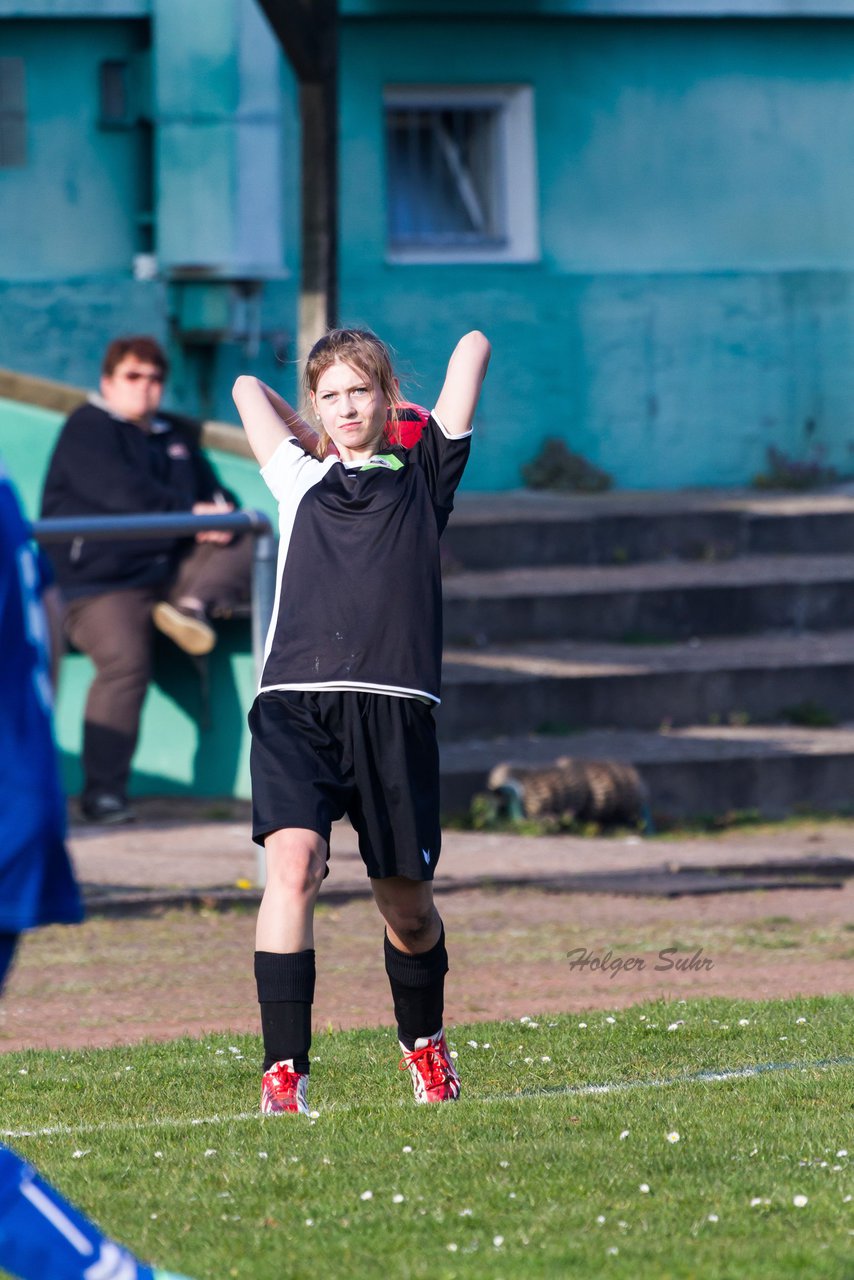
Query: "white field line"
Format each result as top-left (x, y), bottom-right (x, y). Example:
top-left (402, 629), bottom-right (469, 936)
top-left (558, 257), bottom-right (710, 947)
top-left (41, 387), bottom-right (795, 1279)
top-left (3, 1055), bottom-right (852, 1142)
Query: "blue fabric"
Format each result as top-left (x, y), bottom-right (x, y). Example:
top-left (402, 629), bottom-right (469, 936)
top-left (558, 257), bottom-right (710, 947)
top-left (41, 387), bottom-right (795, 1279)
top-left (0, 1145), bottom-right (155, 1280)
top-left (0, 466), bottom-right (82, 931)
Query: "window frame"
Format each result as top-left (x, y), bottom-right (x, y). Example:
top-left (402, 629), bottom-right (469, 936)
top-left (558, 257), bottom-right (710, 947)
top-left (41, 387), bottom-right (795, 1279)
top-left (383, 83), bottom-right (539, 265)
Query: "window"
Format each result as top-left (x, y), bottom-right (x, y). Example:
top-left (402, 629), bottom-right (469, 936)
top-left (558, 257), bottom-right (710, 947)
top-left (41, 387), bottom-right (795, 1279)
top-left (99, 60), bottom-right (133, 128)
top-left (0, 57), bottom-right (26, 168)
top-left (384, 85), bottom-right (538, 263)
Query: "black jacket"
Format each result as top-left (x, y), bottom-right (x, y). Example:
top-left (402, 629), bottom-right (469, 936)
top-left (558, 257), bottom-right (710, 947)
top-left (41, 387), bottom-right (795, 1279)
top-left (40, 401), bottom-right (235, 598)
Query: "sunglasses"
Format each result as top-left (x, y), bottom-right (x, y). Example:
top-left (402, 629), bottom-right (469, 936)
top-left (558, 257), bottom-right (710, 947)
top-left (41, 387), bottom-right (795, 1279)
top-left (118, 371), bottom-right (165, 384)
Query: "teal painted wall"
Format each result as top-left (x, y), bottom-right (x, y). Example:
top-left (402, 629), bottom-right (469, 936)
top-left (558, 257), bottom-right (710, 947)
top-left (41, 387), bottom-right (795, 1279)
top-left (0, 19), bottom-right (150, 278)
top-left (0, 2), bottom-right (301, 423)
top-left (0, 397), bottom-right (274, 799)
top-left (339, 16), bottom-right (854, 489)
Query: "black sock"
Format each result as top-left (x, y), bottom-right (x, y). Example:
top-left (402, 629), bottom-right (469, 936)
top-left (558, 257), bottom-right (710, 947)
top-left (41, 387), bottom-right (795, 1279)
top-left (254, 949), bottom-right (315, 1073)
top-left (384, 927), bottom-right (448, 1051)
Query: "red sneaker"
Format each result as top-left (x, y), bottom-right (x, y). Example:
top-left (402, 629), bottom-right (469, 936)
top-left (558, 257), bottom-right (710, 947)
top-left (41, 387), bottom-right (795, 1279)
top-left (260, 1059), bottom-right (309, 1114)
top-left (399, 1028), bottom-right (461, 1104)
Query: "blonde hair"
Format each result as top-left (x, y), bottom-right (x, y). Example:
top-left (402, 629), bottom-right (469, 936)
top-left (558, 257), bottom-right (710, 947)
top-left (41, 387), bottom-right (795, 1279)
top-left (303, 328), bottom-right (400, 458)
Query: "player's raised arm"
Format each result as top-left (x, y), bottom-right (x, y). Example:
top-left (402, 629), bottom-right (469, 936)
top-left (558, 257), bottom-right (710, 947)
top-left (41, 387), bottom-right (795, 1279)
top-left (433, 330), bottom-right (491, 437)
top-left (232, 376), bottom-right (319, 468)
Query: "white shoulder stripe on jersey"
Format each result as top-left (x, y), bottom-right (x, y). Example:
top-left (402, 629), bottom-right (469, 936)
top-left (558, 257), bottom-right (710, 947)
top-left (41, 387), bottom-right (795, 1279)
top-left (430, 410), bottom-right (472, 441)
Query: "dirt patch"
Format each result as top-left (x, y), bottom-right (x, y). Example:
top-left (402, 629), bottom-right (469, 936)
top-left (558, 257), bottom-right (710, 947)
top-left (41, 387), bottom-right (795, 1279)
top-left (2, 880), bottom-right (852, 1054)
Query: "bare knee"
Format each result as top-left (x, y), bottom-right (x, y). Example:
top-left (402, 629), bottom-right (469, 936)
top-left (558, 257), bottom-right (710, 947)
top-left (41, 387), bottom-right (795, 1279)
top-left (383, 904), bottom-right (439, 950)
top-left (264, 832), bottom-right (326, 902)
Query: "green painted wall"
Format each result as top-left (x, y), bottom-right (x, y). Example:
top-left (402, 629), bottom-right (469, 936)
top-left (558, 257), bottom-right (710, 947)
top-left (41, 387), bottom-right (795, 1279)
top-left (1, 396), bottom-right (273, 800)
top-left (339, 16), bottom-right (854, 489)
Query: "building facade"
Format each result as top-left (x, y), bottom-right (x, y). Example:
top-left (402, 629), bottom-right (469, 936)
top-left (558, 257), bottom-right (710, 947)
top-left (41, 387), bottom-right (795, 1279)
top-left (338, 0), bottom-right (854, 489)
top-left (6, 1), bottom-right (854, 489)
top-left (0, 0), bottom-right (300, 418)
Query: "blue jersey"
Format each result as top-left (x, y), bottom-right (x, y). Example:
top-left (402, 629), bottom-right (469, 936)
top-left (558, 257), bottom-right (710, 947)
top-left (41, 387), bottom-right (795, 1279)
top-left (0, 464), bottom-right (82, 932)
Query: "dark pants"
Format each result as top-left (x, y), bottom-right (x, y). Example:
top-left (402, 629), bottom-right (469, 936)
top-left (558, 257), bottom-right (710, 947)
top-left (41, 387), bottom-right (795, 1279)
top-left (65, 536), bottom-right (253, 806)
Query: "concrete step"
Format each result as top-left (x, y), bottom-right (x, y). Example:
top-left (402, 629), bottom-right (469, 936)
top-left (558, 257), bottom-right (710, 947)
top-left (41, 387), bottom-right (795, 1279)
top-left (439, 630), bottom-right (854, 740)
top-left (438, 723), bottom-right (854, 821)
top-left (443, 553), bottom-right (854, 643)
top-left (448, 488), bottom-right (854, 570)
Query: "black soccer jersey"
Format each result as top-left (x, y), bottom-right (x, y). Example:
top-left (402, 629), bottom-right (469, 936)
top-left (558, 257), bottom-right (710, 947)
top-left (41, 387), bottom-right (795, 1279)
top-left (258, 414), bottom-right (471, 704)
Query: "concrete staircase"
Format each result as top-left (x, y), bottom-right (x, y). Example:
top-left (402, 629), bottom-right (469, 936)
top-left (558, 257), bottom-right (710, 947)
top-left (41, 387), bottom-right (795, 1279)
top-left (438, 488), bottom-right (854, 822)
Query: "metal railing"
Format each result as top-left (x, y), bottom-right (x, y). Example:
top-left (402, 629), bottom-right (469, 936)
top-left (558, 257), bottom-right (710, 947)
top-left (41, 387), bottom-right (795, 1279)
top-left (31, 509), bottom-right (278, 680)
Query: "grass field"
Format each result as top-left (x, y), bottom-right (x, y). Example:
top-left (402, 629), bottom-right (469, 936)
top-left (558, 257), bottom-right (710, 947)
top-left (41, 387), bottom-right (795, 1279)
top-left (2, 996), bottom-right (852, 1279)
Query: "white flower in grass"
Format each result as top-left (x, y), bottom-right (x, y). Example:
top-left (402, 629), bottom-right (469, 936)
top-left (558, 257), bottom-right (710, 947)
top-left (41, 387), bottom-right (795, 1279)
top-left (838, 1150), bottom-right (848, 1157)
top-left (607, 1246), bottom-right (619, 1256)
top-left (707, 1214), bottom-right (719, 1223)
top-left (520, 1016), bottom-right (531, 1024)
top-left (605, 1017), bottom-right (616, 1024)
top-left (392, 1194), bottom-right (404, 1204)
top-left (620, 1130), bottom-right (630, 1141)
top-left (596, 1215), bottom-right (606, 1224)
top-left (792, 1195), bottom-right (808, 1208)
top-left (360, 1190), bottom-right (373, 1201)
top-left (71, 1150), bottom-right (89, 1159)
top-left (154, 1152), bottom-right (162, 1159)
top-left (493, 1236), bottom-right (504, 1247)
top-left (447, 1243), bottom-right (458, 1252)
top-left (666, 1132), bottom-right (680, 1144)
top-left (18, 1069), bottom-right (27, 1075)
top-left (667, 1022), bottom-right (683, 1032)
top-left (750, 1198), bottom-right (763, 1207)
top-left (738, 1019), bottom-right (750, 1026)
top-left (541, 1056), bottom-right (551, 1063)
top-left (459, 1208), bottom-right (473, 1216)
top-left (305, 1219), bottom-right (314, 1227)
top-left (524, 1057), bottom-right (534, 1065)
top-left (796, 1017), bottom-right (807, 1024)
top-left (578, 1023), bottom-right (588, 1029)
top-left (467, 1040), bottom-right (479, 1048)
top-left (843, 1195), bottom-right (852, 1203)
top-left (402, 1145), bottom-right (413, 1153)
top-left (483, 1042), bottom-right (491, 1049)
top-left (258, 1152), bottom-right (268, 1159)
top-left (499, 1160), bottom-right (509, 1168)
top-left (450, 1050), bottom-right (458, 1059)
top-left (309, 1110), bottom-right (320, 1119)
top-left (639, 1184), bottom-right (650, 1194)
top-left (204, 1149), bottom-right (217, 1157)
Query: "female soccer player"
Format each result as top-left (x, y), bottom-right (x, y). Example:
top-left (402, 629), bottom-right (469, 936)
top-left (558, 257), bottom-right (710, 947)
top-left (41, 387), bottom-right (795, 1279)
top-left (233, 327), bottom-right (490, 1113)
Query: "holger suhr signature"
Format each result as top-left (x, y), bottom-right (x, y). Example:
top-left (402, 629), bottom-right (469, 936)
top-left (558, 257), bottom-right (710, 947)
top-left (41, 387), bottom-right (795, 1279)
top-left (566, 947), bottom-right (714, 979)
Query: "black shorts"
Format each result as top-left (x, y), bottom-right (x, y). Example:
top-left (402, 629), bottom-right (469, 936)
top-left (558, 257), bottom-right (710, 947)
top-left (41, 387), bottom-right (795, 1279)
top-left (248, 689), bottom-right (441, 881)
